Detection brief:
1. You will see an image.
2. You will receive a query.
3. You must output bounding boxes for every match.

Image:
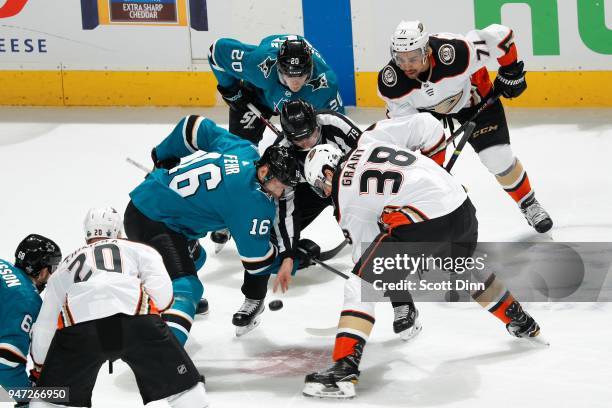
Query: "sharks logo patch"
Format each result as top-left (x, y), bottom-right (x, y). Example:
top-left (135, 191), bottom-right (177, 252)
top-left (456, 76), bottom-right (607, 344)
top-left (306, 73), bottom-right (329, 92)
top-left (258, 57), bottom-right (277, 79)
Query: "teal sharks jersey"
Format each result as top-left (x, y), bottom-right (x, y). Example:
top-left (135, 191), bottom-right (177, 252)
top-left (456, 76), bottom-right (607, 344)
top-left (209, 34), bottom-right (344, 113)
top-left (0, 259), bottom-right (41, 388)
top-left (129, 116), bottom-right (281, 274)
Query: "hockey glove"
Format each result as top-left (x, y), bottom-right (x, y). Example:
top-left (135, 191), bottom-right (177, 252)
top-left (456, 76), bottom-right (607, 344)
top-left (494, 60), bottom-right (527, 99)
top-left (151, 147), bottom-right (180, 170)
top-left (296, 238), bottom-right (321, 269)
top-left (217, 83), bottom-right (257, 111)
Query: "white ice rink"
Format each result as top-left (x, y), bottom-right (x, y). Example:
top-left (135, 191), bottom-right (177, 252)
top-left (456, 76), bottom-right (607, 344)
top-left (1, 107), bottom-right (611, 407)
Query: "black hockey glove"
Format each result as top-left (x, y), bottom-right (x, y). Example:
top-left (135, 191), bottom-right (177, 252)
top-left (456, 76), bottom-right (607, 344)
top-left (494, 60), bottom-right (527, 99)
top-left (151, 147), bottom-right (180, 170)
top-left (296, 238), bottom-right (321, 269)
top-left (217, 83), bottom-right (257, 111)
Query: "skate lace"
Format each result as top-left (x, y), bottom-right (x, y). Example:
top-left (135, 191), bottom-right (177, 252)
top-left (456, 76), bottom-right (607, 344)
top-left (506, 302), bottom-right (527, 325)
top-left (238, 298), bottom-right (261, 314)
top-left (393, 305), bottom-right (411, 320)
top-left (522, 200), bottom-right (548, 225)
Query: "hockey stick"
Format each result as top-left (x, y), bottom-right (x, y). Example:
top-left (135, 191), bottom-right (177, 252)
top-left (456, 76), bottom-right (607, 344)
top-left (126, 157), bottom-right (151, 175)
top-left (444, 93), bottom-right (500, 146)
top-left (444, 121), bottom-right (476, 173)
top-left (319, 238), bottom-right (350, 261)
top-left (246, 103), bottom-right (285, 145)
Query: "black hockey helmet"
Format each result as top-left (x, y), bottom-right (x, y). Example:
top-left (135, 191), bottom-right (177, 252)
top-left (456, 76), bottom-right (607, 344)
top-left (278, 39), bottom-right (313, 78)
top-left (256, 145), bottom-right (301, 187)
top-left (280, 100), bottom-right (318, 142)
top-left (14, 234), bottom-right (62, 277)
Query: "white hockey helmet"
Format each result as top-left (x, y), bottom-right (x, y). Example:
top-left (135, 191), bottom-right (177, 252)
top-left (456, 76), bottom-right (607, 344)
top-left (304, 144), bottom-right (343, 197)
top-left (390, 20), bottom-right (429, 61)
top-left (84, 207), bottom-right (122, 241)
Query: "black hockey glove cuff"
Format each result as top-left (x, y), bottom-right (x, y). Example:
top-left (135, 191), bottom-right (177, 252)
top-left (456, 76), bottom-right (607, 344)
top-left (151, 147), bottom-right (180, 170)
top-left (494, 60), bottom-right (527, 99)
top-left (278, 249), bottom-right (295, 261)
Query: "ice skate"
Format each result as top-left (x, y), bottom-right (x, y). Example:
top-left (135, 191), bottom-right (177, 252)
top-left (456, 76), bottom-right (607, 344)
top-left (211, 228), bottom-right (231, 254)
top-left (393, 303), bottom-right (422, 341)
top-left (506, 301), bottom-right (549, 345)
top-left (232, 297), bottom-right (265, 337)
top-left (521, 197), bottom-right (553, 233)
top-left (303, 358), bottom-right (360, 399)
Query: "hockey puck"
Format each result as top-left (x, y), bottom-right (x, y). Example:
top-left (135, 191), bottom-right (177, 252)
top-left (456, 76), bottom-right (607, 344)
top-left (268, 299), bottom-right (283, 311)
top-left (196, 298), bottom-right (209, 315)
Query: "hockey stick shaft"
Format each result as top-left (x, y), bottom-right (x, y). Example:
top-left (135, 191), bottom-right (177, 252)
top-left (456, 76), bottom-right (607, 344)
top-left (444, 121), bottom-right (476, 173)
top-left (298, 247), bottom-right (350, 280)
top-left (126, 157), bottom-right (151, 175)
top-left (246, 103), bottom-right (283, 140)
top-left (318, 238), bottom-right (350, 262)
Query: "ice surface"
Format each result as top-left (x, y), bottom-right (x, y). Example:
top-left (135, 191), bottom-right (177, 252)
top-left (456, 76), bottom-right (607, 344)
top-left (1, 107), bottom-right (611, 407)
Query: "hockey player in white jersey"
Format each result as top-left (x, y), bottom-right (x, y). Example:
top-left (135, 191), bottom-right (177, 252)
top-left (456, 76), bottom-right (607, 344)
top-left (29, 208), bottom-right (208, 408)
top-left (377, 20), bottom-right (552, 234)
top-left (277, 100), bottom-right (448, 340)
top-left (301, 143), bottom-right (544, 399)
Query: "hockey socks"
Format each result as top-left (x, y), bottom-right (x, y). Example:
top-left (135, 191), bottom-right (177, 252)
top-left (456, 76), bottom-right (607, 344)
top-left (495, 158), bottom-right (534, 207)
top-left (470, 273), bottom-right (519, 325)
top-left (333, 309), bottom-right (373, 362)
top-left (163, 275), bottom-right (204, 346)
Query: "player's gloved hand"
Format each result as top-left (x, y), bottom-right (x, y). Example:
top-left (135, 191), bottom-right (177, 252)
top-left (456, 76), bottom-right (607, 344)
top-left (217, 83), bottom-right (257, 111)
top-left (296, 238), bottom-right (321, 269)
top-left (494, 60), bottom-right (527, 99)
top-left (151, 147), bottom-right (180, 170)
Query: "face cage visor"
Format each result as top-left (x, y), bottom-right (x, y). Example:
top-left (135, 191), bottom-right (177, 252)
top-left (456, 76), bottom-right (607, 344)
top-left (391, 47), bottom-right (427, 66)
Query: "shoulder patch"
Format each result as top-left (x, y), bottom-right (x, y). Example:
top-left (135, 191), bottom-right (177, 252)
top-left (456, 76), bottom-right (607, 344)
top-left (438, 44), bottom-right (455, 65)
top-left (306, 73), bottom-right (329, 92)
top-left (381, 65), bottom-right (397, 87)
top-left (377, 61), bottom-right (420, 99)
top-left (428, 36), bottom-right (470, 82)
top-left (258, 56), bottom-right (277, 79)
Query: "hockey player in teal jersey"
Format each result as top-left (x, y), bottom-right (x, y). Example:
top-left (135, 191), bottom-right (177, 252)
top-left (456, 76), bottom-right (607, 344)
top-left (208, 34), bottom-right (344, 144)
top-left (208, 34), bottom-right (344, 249)
top-left (124, 115), bottom-right (300, 343)
top-left (0, 234), bottom-right (61, 393)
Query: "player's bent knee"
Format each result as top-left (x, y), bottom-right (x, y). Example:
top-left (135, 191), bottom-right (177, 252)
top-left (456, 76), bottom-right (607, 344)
top-left (167, 382), bottom-right (209, 408)
top-left (477, 144), bottom-right (515, 175)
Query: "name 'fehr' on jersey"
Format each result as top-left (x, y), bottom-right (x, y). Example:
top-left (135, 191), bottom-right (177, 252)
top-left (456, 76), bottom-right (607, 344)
top-left (377, 24), bottom-right (516, 117)
top-left (333, 140), bottom-right (467, 263)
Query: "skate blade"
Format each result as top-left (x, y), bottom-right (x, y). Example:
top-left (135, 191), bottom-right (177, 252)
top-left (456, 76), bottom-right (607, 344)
top-left (302, 381), bottom-right (356, 399)
top-left (399, 319), bottom-right (423, 342)
top-left (235, 315), bottom-right (262, 337)
top-left (525, 333), bottom-right (550, 346)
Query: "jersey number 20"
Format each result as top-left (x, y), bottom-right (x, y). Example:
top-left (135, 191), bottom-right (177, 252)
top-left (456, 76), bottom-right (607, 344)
top-left (70, 243), bottom-right (123, 283)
